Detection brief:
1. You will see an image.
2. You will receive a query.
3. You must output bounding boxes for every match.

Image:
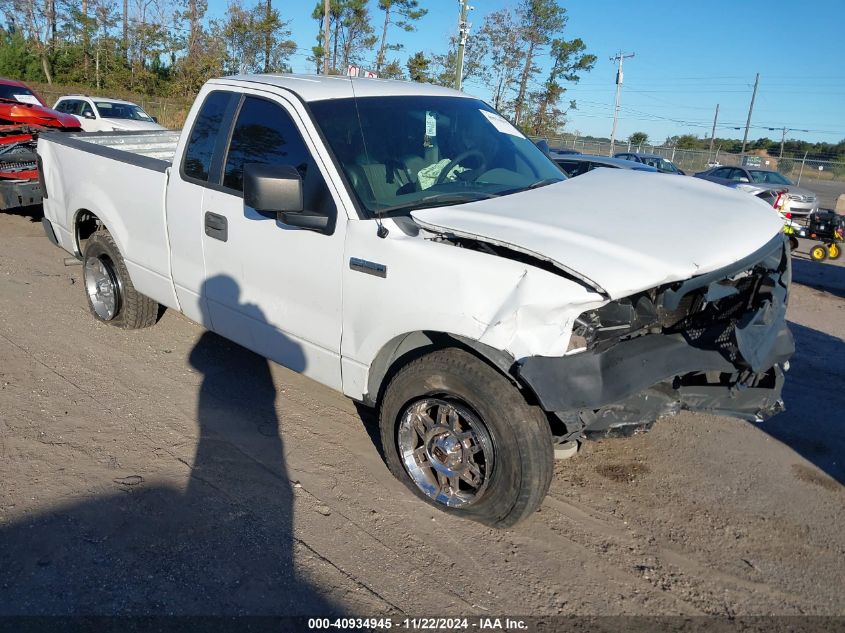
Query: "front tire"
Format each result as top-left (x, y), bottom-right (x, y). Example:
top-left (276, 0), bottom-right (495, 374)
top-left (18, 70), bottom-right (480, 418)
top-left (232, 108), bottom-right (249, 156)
top-left (82, 230), bottom-right (159, 329)
top-left (380, 348), bottom-right (553, 528)
top-left (827, 243), bottom-right (841, 260)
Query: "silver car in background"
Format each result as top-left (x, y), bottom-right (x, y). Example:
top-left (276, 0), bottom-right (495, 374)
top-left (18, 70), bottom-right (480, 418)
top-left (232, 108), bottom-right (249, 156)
top-left (694, 166), bottom-right (818, 216)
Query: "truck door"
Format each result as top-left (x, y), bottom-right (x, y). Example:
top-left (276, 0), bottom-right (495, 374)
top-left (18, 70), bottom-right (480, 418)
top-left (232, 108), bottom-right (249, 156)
top-left (166, 89), bottom-right (240, 325)
top-left (198, 92), bottom-right (345, 392)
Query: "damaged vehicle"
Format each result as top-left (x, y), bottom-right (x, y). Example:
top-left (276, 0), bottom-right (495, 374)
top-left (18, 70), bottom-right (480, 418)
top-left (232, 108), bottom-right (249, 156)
top-left (1, 77), bottom-right (81, 210)
top-left (37, 75), bottom-right (793, 527)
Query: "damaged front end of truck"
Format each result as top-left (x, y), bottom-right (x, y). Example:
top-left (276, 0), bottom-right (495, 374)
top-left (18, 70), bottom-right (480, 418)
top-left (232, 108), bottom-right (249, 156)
top-left (517, 233), bottom-right (794, 440)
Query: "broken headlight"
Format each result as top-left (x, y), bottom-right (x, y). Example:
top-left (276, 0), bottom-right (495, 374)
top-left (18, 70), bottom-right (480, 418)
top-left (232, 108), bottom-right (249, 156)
top-left (568, 292), bottom-right (661, 353)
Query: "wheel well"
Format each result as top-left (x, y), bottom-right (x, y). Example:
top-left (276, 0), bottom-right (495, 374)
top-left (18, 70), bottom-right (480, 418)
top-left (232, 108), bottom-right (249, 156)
top-left (366, 331), bottom-right (523, 409)
top-left (74, 209), bottom-right (102, 256)
top-left (366, 333), bottom-right (572, 441)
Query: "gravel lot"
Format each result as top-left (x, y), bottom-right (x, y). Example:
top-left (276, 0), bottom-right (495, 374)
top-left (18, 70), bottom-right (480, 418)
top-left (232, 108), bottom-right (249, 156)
top-left (0, 206), bottom-right (843, 620)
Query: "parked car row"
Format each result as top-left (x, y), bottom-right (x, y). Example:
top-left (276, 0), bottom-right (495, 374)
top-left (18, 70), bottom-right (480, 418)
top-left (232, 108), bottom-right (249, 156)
top-left (614, 151), bottom-right (685, 174)
top-left (543, 145), bottom-right (819, 217)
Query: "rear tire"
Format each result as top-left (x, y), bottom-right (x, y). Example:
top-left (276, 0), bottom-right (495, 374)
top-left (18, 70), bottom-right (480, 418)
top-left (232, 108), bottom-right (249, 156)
top-left (82, 230), bottom-right (159, 329)
top-left (379, 348), bottom-right (553, 528)
top-left (827, 243), bottom-right (841, 260)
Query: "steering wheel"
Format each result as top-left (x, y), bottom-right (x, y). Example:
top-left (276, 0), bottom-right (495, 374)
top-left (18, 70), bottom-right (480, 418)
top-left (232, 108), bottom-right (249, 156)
top-left (435, 149), bottom-right (487, 185)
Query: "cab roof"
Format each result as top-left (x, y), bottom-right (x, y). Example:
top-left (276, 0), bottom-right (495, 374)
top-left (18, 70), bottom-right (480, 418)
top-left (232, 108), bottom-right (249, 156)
top-left (214, 73), bottom-right (472, 102)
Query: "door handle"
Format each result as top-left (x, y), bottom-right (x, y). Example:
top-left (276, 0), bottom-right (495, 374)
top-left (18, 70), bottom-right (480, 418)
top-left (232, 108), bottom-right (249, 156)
top-left (204, 212), bottom-right (228, 242)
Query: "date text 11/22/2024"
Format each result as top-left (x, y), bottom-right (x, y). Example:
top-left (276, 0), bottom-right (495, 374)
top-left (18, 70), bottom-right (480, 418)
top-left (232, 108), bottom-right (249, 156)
top-left (307, 617), bottom-right (529, 630)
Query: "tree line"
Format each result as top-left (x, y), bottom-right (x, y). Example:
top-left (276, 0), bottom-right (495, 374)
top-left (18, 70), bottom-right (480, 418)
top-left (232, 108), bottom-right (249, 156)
top-left (0, 0), bottom-right (596, 138)
top-left (623, 132), bottom-right (845, 162)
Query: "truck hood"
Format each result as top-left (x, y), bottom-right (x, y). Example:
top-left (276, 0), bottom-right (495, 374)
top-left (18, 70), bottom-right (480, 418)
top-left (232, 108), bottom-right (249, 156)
top-left (411, 169), bottom-right (785, 299)
top-left (0, 101), bottom-right (81, 129)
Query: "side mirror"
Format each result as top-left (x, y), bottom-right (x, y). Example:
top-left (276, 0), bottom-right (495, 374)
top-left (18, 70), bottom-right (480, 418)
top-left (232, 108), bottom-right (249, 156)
top-left (83, 111), bottom-right (96, 119)
top-left (534, 139), bottom-right (551, 156)
top-left (151, 116), bottom-right (158, 123)
top-left (243, 163), bottom-right (329, 232)
top-left (739, 176), bottom-right (750, 183)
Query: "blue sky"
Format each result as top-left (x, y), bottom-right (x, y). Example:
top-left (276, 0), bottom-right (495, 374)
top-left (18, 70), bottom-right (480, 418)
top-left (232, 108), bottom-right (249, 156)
top-left (205, 0), bottom-right (845, 146)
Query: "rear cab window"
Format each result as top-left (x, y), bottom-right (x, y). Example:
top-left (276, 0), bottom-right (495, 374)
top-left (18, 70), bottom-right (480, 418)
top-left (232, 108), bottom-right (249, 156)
top-left (181, 91), bottom-right (238, 184)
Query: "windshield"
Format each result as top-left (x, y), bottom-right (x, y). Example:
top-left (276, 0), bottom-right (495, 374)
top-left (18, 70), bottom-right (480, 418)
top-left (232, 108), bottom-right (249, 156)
top-left (0, 84), bottom-right (44, 105)
top-left (749, 170), bottom-right (792, 185)
top-left (309, 95), bottom-right (564, 216)
top-left (94, 101), bottom-right (154, 121)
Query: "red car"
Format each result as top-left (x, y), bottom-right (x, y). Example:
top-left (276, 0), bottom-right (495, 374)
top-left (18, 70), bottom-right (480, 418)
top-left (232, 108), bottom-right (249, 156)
top-left (0, 78), bottom-right (81, 129)
top-left (0, 77), bottom-right (80, 211)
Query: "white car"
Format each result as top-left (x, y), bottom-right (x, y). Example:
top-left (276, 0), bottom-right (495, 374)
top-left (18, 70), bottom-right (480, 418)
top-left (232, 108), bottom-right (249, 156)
top-left (52, 95), bottom-right (165, 132)
top-left (37, 75), bottom-right (794, 527)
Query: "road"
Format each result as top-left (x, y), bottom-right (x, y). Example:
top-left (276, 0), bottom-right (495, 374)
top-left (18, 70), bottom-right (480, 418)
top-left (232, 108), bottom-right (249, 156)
top-left (0, 207), bottom-right (843, 621)
top-left (798, 177), bottom-right (845, 210)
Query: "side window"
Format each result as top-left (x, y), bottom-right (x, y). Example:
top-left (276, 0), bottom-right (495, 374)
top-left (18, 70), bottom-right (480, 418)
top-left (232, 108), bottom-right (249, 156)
top-left (182, 91), bottom-right (234, 183)
top-left (727, 168), bottom-right (745, 182)
top-left (712, 167), bottom-right (730, 179)
top-left (223, 97), bottom-right (309, 191)
top-left (80, 101), bottom-right (94, 118)
top-left (55, 100), bottom-right (68, 113)
top-left (555, 160), bottom-right (580, 177)
top-left (222, 96), bottom-right (336, 220)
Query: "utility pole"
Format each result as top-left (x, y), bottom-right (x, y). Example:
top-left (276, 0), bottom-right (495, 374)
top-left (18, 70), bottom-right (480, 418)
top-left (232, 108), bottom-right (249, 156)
top-left (323, 0), bottom-right (330, 74)
top-left (769, 126), bottom-right (809, 159)
top-left (609, 51), bottom-right (635, 156)
top-left (740, 73), bottom-right (759, 156)
top-left (708, 103), bottom-right (719, 157)
top-left (455, 0), bottom-right (471, 91)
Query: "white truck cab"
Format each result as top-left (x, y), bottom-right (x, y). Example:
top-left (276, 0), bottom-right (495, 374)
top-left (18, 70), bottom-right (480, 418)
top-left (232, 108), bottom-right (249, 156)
top-left (38, 75), bottom-right (793, 526)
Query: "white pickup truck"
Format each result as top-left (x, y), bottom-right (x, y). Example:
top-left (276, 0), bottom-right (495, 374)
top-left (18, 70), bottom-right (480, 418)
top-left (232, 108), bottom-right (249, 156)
top-left (38, 74), bottom-right (793, 527)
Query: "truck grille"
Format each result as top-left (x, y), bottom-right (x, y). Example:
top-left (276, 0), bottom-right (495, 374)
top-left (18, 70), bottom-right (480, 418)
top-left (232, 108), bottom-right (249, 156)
top-left (664, 273), bottom-right (764, 364)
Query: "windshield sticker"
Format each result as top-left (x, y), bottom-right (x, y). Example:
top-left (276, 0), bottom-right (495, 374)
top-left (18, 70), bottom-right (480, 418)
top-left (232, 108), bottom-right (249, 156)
top-left (479, 109), bottom-right (522, 137)
top-left (425, 111), bottom-right (437, 137)
top-left (13, 94), bottom-right (41, 105)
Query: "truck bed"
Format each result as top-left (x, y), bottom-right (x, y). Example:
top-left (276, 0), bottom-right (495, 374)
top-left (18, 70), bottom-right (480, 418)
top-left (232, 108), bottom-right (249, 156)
top-left (38, 129), bottom-right (180, 310)
top-left (74, 130), bottom-right (181, 162)
top-left (40, 130), bottom-right (180, 170)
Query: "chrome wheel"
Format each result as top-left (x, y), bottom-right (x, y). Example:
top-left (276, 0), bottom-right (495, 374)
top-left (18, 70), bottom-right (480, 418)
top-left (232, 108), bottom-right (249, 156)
top-left (84, 256), bottom-right (120, 321)
top-left (397, 398), bottom-right (494, 508)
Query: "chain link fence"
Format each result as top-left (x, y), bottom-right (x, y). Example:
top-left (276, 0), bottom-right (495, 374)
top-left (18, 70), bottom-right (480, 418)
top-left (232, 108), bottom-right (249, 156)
top-left (543, 135), bottom-right (845, 184)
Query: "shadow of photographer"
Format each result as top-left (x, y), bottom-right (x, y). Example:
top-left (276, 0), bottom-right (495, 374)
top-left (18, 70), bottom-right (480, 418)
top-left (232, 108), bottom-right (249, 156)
top-left (0, 274), bottom-right (338, 617)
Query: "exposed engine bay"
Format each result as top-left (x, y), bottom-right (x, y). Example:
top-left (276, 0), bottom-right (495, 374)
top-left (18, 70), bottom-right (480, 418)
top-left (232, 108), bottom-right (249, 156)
top-left (517, 233), bottom-right (793, 440)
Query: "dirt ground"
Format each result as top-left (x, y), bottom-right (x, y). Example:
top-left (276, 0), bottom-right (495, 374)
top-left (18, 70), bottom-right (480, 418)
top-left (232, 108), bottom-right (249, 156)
top-left (0, 206), bottom-right (843, 620)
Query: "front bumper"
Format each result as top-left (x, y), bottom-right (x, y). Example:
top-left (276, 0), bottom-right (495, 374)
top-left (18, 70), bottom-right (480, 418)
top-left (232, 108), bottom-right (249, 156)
top-left (787, 200), bottom-right (817, 216)
top-left (517, 234), bottom-right (794, 438)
